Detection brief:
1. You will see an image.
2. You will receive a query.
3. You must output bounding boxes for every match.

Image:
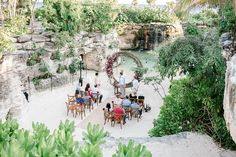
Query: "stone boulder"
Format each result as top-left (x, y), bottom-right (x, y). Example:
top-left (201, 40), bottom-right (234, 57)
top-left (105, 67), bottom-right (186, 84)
top-left (223, 54), bottom-right (236, 143)
top-left (17, 35), bottom-right (32, 43)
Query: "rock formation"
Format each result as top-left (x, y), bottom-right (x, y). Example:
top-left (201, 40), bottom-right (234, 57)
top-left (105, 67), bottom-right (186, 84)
top-left (117, 22), bottom-right (183, 50)
top-left (221, 32), bottom-right (236, 143)
top-left (224, 55), bottom-right (236, 143)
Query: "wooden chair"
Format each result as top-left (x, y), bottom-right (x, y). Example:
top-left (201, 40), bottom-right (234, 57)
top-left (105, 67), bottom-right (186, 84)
top-left (124, 107), bottom-right (132, 120)
top-left (75, 103), bottom-right (86, 119)
top-left (67, 95), bottom-right (75, 103)
top-left (112, 113), bottom-right (123, 129)
top-left (65, 101), bottom-right (76, 117)
top-left (130, 109), bottom-right (140, 122)
top-left (84, 97), bottom-right (93, 112)
top-left (103, 108), bottom-right (113, 125)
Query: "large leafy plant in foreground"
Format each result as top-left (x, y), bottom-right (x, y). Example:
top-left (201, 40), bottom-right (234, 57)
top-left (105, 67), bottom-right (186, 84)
top-left (0, 120), bottom-right (152, 156)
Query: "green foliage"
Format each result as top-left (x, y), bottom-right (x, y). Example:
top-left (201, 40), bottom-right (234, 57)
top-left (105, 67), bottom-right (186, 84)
top-left (0, 15), bottom-right (28, 59)
top-left (69, 58), bottom-right (84, 74)
top-left (131, 67), bottom-right (148, 80)
top-left (0, 29), bottom-right (13, 59)
top-left (112, 140), bottom-right (152, 157)
top-left (39, 0), bottom-right (81, 34)
top-left (50, 50), bottom-right (62, 61)
top-left (38, 60), bottom-right (49, 73)
top-left (26, 48), bottom-right (45, 66)
top-left (32, 72), bottom-right (53, 86)
top-left (151, 28), bottom-right (236, 149)
top-left (0, 120), bottom-right (151, 156)
top-left (219, 1), bottom-right (236, 33)
top-left (83, 123), bottom-right (108, 145)
top-left (81, 2), bottom-right (116, 34)
top-left (4, 15), bottom-right (28, 35)
top-left (32, 78), bottom-right (41, 86)
top-left (188, 9), bottom-right (219, 26)
top-left (184, 23), bottom-right (201, 36)
top-left (115, 7), bottom-right (177, 24)
top-left (56, 64), bottom-right (67, 74)
top-left (54, 31), bottom-right (73, 49)
top-left (65, 44), bottom-right (76, 58)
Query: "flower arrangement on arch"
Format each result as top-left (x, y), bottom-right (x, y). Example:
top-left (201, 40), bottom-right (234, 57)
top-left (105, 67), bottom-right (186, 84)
top-left (105, 53), bottom-right (119, 79)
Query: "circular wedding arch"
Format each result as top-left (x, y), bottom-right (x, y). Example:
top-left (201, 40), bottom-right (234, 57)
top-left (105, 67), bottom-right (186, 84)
top-left (105, 51), bottom-right (143, 88)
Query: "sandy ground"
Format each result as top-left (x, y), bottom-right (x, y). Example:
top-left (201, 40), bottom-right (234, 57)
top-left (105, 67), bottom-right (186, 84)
top-left (17, 69), bottom-right (236, 157)
top-left (18, 69), bottom-right (167, 138)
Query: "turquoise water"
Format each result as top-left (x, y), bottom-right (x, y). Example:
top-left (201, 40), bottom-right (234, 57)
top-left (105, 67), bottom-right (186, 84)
top-left (113, 50), bottom-right (158, 82)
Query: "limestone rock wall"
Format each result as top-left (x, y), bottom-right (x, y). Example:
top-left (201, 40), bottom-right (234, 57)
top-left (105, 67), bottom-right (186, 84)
top-left (0, 55), bottom-right (24, 120)
top-left (117, 22), bottom-right (183, 50)
top-left (224, 55), bottom-right (236, 143)
top-left (8, 22), bottom-right (119, 91)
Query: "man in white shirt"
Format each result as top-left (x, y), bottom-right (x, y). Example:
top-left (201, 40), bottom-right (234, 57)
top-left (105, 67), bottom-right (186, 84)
top-left (119, 71), bottom-right (126, 97)
top-left (132, 76), bottom-right (139, 95)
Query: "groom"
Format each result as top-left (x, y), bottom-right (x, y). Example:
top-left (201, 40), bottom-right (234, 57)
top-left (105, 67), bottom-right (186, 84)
top-left (119, 71), bottom-right (126, 97)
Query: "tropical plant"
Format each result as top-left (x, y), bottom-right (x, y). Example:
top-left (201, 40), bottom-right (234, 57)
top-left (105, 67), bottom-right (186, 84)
top-left (83, 123), bottom-right (108, 145)
top-left (50, 50), bottom-right (62, 61)
top-left (69, 58), bottom-right (84, 74)
top-left (56, 64), bottom-right (67, 74)
top-left (39, 0), bottom-right (81, 34)
top-left (112, 140), bottom-right (152, 157)
top-left (219, 1), bottom-right (236, 33)
top-left (38, 60), bottom-right (49, 73)
top-left (26, 48), bottom-right (45, 66)
top-left (115, 7), bottom-right (177, 24)
top-left (150, 29), bottom-right (236, 149)
top-left (81, 2), bottom-right (116, 34)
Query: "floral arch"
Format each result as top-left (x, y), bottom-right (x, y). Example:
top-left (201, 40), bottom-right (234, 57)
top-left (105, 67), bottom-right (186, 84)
top-left (105, 52), bottom-right (143, 88)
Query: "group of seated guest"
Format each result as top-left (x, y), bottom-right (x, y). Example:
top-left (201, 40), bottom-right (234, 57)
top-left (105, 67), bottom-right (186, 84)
top-left (104, 94), bottom-right (146, 126)
top-left (75, 82), bottom-right (103, 105)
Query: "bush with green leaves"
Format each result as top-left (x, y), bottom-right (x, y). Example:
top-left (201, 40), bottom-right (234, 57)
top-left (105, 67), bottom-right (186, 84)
top-left (56, 64), bottom-right (67, 74)
top-left (188, 9), bottom-right (219, 27)
top-left (4, 15), bottom-right (28, 35)
top-left (50, 50), bottom-right (62, 61)
top-left (112, 140), bottom-right (152, 157)
top-left (38, 0), bottom-right (81, 34)
top-left (26, 48), bottom-right (45, 66)
top-left (115, 7), bottom-right (177, 24)
top-left (69, 58), bottom-right (84, 74)
top-left (0, 120), bottom-right (152, 156)
top-left (81, 2), bottom-right (116, 34)
top-left (150, 29), bottom-right (236, 149)
top-left (219, 1), bottom-right (236, 33)
top-left (38, 61), bottom-right (49, 73)
top-left (184, 23), bottom-right (201, 36)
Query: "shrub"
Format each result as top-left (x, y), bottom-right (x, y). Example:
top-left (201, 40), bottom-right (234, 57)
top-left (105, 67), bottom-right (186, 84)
top-left (115, 7), bottom-right (178, 24)
top-left (184, 23), bottom-right (201, 36)
top-left (39, 0), bottom-right (80, 34)
top-left (219, 1), bottom-right (236, 33)
top-left (50, 50), bottom-right (62, 61)
top-left (68, 58), bottom-right (84, 74)
top-left (38, 61), bottom-right (49, 73)
top-left (56, 64), bottom-right (67, 74)
top-left (150, 28), bottom-right (236, 149)
top-left (26, 48), bottom-right (45, 66)
top-left (32, 78), bottom-right (41, 86)
top-left (112, 140), bottom-right (152, 157)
